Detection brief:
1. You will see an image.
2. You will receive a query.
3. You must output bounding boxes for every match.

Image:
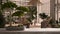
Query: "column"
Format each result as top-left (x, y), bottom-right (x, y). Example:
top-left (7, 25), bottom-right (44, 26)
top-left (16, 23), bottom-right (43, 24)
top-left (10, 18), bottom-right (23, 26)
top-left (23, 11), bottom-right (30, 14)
top-left (50, 0), bottom-right (55, 22)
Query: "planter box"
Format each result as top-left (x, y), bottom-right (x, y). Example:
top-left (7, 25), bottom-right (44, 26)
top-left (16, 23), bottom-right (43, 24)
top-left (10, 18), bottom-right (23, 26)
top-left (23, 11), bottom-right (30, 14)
top-left (6, 26), bottom-right (24, 31)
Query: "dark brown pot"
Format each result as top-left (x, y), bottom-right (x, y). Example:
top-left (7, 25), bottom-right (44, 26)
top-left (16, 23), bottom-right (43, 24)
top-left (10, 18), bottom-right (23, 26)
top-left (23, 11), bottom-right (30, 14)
top-left (23, 24), bottom-right (30, 28)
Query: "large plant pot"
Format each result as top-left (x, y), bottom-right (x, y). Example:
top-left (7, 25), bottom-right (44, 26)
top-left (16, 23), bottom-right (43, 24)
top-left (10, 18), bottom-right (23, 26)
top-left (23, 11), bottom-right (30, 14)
top-left (24, 24), bottom-right (30, 28)
top-left (6, 26), bottom-right (24, 31)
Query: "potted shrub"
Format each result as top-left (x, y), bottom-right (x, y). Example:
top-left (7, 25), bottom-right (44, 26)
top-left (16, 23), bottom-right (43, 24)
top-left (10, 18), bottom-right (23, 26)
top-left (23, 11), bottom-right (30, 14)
top-left (2, 0), bottom-right (17, 26)
top-left (1, 0), bottom-right (25, 30)
top-left (12, 6), bottom-right (29, 28)
top-left (1, 0), bottom-right (29, 30)
top-left (39, 13), bottom-right (55, 28)
top-left (26, 6), bottom-right (37, 27)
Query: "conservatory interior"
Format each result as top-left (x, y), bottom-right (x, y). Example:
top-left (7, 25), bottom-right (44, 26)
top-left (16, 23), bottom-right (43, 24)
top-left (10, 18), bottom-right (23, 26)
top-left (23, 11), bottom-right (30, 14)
top-left (0, 0), bottom-right (60, 31)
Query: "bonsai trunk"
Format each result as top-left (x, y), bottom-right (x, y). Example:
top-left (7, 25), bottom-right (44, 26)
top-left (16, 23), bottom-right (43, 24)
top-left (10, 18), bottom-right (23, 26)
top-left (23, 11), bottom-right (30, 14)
top-left (9, 9), bottom-right (13, 26)
top-left (18, 16), bottom-right (23, 25)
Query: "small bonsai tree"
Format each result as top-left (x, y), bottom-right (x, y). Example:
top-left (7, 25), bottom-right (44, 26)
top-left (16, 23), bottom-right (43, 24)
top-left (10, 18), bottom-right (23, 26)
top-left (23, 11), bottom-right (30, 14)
top-left (39, 13), bottom-right (56, 28)
top-left (27, 6), bottom-right (37, 24)
top-left (12, 6), bottom-right (29, 24)
top-left (1, 0), bottom-right (17, 26)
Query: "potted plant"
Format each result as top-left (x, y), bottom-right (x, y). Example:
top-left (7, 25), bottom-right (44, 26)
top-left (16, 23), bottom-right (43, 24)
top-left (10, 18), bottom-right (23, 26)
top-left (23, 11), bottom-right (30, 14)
top-left (12, 6), bottom-right (29, 28)
top-left (1, 0), bottom-right (25, 30)
top-left (39, 13), bottom-right (48, 28)
top-left (39, 13), bottom-right (55, 28)
top-left (2, 0), bottom-right (17, 26)
top-left (26, 6), bottom-right (37, 27)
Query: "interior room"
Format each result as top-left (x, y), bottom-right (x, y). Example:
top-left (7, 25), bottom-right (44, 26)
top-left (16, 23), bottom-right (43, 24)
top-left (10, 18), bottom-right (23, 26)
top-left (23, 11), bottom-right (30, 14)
top-left (0, 0), bottom-right (60, 32)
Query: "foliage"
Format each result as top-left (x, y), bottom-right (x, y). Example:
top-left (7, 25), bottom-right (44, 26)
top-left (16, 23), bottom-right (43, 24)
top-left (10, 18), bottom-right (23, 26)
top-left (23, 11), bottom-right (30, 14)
top-left (16, 6), bottom-right (29, 12)
top-left (1, 1), bottom-right (17, 26)
top-left (2, 1), bottom-right (17, 9)
top-left (12, 11), bottom-right (24, 17)
top-left (39, 13), bottom-right (48, 19)
top-left (27, 6), bottom-right (37, 22)
top-left (0, 12), bottom-right (6, 28)
top-left (12, 6), bottom-right (29, 17)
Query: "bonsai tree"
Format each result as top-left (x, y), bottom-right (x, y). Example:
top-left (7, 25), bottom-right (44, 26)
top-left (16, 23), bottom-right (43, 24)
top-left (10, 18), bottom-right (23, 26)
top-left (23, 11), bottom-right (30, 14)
top-left (12, 6), bottom-right (29, 25)
top-left (12, 6), bottom-right (29, 16)
top-left (39, 13), bottom-right (56, 28)
top-left (27, 6), bottom-right (37, 24)
top-left (1, 0), bottom-right (17, 26)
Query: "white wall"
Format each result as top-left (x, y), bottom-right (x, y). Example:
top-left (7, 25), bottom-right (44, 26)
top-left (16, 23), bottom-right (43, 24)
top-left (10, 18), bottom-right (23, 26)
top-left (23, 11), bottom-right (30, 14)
top-left (40, 0), bottom-right (50, 16)
top-left (10, 0), bottom-right (30, 6)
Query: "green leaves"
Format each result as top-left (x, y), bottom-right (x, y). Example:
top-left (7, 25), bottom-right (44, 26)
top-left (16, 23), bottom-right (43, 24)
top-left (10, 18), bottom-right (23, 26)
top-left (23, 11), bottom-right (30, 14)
top-left (27, 6), bottom-right (37, 21)
top-left (2, 1), bottom-right (17, 9)
top-left (12, 11), bottom-right (24, 17)
top-left (12, 6), bottom-right (29, 17)
top-left (39, 13), bottom-right (48, 19)
top-left (16, 6), bottom-right (29, 12)
top-left (0, 11), bottom-right (6, 28)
